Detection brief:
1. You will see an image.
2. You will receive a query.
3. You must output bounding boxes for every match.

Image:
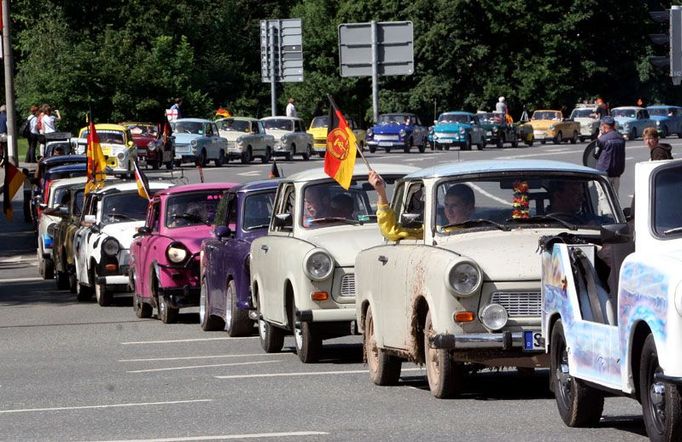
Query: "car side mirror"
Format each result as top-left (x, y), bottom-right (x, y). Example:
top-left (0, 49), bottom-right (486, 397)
top-left (133, 226), bottom-right (151, 238)
top-left (600, 223), bottom-right (632, 244)
top-left (55, 206), bottom-right (69, 217)
top-left (83, 214), bottom-right (96, 224)
top-left (39, 203), bottom-right (48, 210)
top-left (273, 213), bottom-right (292, 228)
top-left (400, 212), bottom-right (422, 229)
top-left (622, 207), bottom-right (632, 221)
top-left (433, 120), bottom-right (438, 125)
top-left (214, 225), bottom-right (232, 239)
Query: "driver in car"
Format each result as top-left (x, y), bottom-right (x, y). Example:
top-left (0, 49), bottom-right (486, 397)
top-left (545, 180), bottom-right (591, 223)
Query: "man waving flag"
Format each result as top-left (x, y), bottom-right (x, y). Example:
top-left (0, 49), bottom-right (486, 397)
top-left (324, 96), bottom-right (357, 190)
top-left (84, 115), bottom-right (107, 195)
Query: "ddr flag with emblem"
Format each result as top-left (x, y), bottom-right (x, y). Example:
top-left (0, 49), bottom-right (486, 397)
top-left (324, 96), bottom-right (357, 190)
top-left (3, 161), bottom-right (26, 221)
top-left (133, 161), bottom-right (151, 201)
top-left (85, 116), bottom-right (107, 195)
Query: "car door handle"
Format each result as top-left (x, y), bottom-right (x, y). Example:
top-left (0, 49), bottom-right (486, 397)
top-left (378, 255), bottom-right (388, 264)
top-left (260, 245), bottom-right (269, 252)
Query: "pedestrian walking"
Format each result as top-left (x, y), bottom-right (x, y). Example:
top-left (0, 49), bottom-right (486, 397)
top-left (594, 116), bottom-right (626, 195)
top-left (643, 127), bottom-right (673, 160)
top-left (286, 98), bottom-right (297, 117)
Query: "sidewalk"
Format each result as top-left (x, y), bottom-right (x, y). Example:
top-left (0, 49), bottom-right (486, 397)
top-left (0, 162), bottom-right (36, 258)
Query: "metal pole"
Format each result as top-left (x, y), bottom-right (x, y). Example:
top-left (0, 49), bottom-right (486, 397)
top-left (270, 22), bottom-right (277, 117)
top-left (371, 20), bottom-right (379, 123)
top-left (2, 0), bottom-right (17, 165)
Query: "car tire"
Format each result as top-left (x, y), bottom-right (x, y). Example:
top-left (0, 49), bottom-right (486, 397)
top-left (434, 142), bottom-right (442, 151)
top-left (56, 270), bottom-right (69, 290)
top-left (302, 145), bottom-right (311, 161)
top-left (158, 294), bottom-right (178, 324)
top-left (511, 136), bottom-right (518, 148)
top-left (241, 148), bottom-right (252, 164)
top-left (403, 138), bottom-right (411, 153)
top-left (418, 141), bottom-right (426, 153)
top-left (630, 128), bottom-right (637, 140)
top-left (68, 272), bottom-right (78, 294)
top-left (660, 126), bottom-right (668, 138)
top-left (95, 278), bottom-right (113, 307)
top-left (76, 282), bottom-right (92, 302)
top-left (198, 150), bottom-right (208, 167)
top-left (291, 299), bottom-right (321, 363)
top-left (214, 150), bottom-right (225, 167)
top-left (424, 311), bottom-right (462, 398)
top-left (541, 139), bottom-right (546, 145)
top-left (365, 306), bottom-right (402, 385)
top-left (174, 159), bottom-right (182, 168)
top-left (151, 159), bottom-right (161, 170)
top-left (261, 147), bottom-right (271, 164)
top-left (554, 131), bottom-right (563, 144)
top-left (42, 257), bottom-right (54, 280)
top-left (526, 134), bottom-right (535, 147)
top-left (199, 278), bottom-right (224, 331)
top-left (640, 334), bottom-right (682, 441)
top-left (463, 135), bottom-right (472, 151)
top-left (551, 320), bottom-right (604, 427)
top-left (284, 148), bottom-right (293, 161)
top-left (496, 137), bottom-right (503, 149)
top-left (384, 146), bottom-right (391, 153)
top-left (571, 131), bottom-right (578, 144)
top-left (258, 306), bottom-right (284, 353)
top-left (225, 279), bottom-right (251, 337)
top-left (369, 145), bottom-right (376, 153)
top-left (133, 292), bottom-right (152, 318)
top-left (579, 136), bottom-right (585, 143)
top-left (165, 160), bottom-right (174, 170)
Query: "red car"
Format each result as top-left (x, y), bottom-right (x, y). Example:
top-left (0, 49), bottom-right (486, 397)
top-left (120, 122), bottom-right (173, 170)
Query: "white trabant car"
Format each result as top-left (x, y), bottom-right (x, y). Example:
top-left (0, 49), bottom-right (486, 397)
top-left (355, 160), bottom-right (623, 398)
top-left (36, 176), bottom-right (86, 280)
top-left (569, 104), bottom-right (600, 142)
top-left (215, 117), bottom-right (274, 164)
top-left (73, 181), bottom-right (172, 305)
top-left (260, 116), bottom-right (314, 161)
top-left (250, 164), bottom-right (418, 363)
top-left (541, 159), bottom-right (682, 440)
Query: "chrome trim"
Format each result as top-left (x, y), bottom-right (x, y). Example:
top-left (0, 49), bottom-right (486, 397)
top-left (490, 291), bottom-right (541, 318)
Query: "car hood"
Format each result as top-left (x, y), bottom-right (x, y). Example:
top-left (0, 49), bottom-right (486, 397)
top-left (371, 124), bottom-right (410, 135)
top-left (163, 225), bottom-right (215, 253)
top-left (264, 128), bottom-right (294, 139)
top-left (614, 116), bottom-right (636, 125)
top-left (218, 131), bottom-right (250, 142)
top-left (304, 224), bottom-right (384, 267)
top-left (529, 120), bottom-right (556, 130)
top-left (434, 122), bottom-right (469, 132)
top-left (308, 128), bottom-right (328, 138)
top-left (649, 115), bottom-right (669, 122)
top-left (573, 117), bottom-right (598, 124)
top-left (102, 221), bottom-right (145, 249)
top-left (174, 133), bottom-right (202, 144)
top-left (437, 228), bottom-right (566, 281)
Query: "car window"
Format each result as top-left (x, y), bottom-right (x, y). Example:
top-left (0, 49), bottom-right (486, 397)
top-left (175, 121), bottom-right (204, 135)
top-left (242, 191), bottom-right (276, 230)
top-left (311, 116), bottom-right (329, 128)
top-left (273, 184), bottom-right (295, 232)
top-left (73, 190), bottom-right (85, 216)
top-left (147, 201), bottom-right (160, 232)
top-left (262, 119), bottom-right (293, 131)
top-left (100, 192), bottom-right (150, 225)
top-left (80, 130), bottom-right (125, 145)
top-left (165, 191), bottom-right (223, 228)
top-left (653, 164), bottom-right (682, 238)
top-left (400, 181), bottom-right (425, 223)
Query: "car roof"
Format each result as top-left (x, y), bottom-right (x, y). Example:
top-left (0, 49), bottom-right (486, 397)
top-left (405, 160), bottom-right (604, 179)
top-left (79, 123), bottom-right (127, 132)
top-left (155, 182), bottom-right (239, 197)
top-left (260, 116), bottom-right (302, 121)
top-left (441, 111), bottom-right (473, 116)
top-left (175, 118), bottom-right (214, 124)
top-left (232, 179), bottom-right (281, 194)
top-left (93, 180), bottom-right (172, 195)
top-left (216, 116), bottom-right (258, 122)
top-left (40, 155), bottom-right (87, 166)
top-left (612, 106), bottom-right (644, 110)
top-left (50, 176), bottom-right (87, 188)
top-left (533, 109), bottom-right (560, 113)
top-left (646, 105), bottom-right (680, 109)
top-left (119, 121), bottom-right (154, 126)
top-left (46, 163), bottom-right (87, 174)
top-left (379, 113), bottom-right (415, 117)
top-left (283, 163), bottom-right (419, 183)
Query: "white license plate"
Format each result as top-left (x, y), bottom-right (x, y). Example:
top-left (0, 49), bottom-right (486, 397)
top-left (441, 139), bottom-right (453, 144)
top-left (523, 330), bottom-right (543, 351)
top-left (378, 141), bottom-right (393, 146)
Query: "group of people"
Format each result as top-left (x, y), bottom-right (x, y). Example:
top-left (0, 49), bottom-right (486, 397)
top-left (24, 104), bottom-right (62, 163)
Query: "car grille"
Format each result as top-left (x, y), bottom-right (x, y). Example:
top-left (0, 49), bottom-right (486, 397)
top-left (373, 134), bottom-right (399, 141)
top-left (339, 273), bottom-right (355, 297)
top-left (490, 291), bottom-right (541, 318)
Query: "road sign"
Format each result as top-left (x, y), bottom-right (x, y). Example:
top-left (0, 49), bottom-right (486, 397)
top-left (260, 19), bottom-right (303, 83)
top-left (338, 21), bottom-right (413, 77)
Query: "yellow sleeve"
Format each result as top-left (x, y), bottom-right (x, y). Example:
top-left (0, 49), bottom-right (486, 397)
top-left (376, 204), bottom-right (423, 241)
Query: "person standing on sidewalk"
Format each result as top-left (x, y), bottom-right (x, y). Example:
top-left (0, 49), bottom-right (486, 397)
top-left (594, 116), bottom-right (625, 195)
top-left (286, 98), bottom-right (297, 117)
top-left (25, 105), bottom-right (39, 163)
top-left (0, 105), bottom-right (7, 160)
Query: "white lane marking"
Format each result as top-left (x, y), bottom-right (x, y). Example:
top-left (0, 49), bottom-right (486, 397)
top-left (89, 431), bottom-right (329, 442)
top-left (237, 170), bottom-right (262, 177)
top-left (215, 367), bottom-right (424, 379)
top-left (119, 353), bottom-right (280, 362)
top-left (0, 256), bottom-right (37, 264)
top-left (0, 399), bottom-right (212, 414)
top-left (127, 360), bottom-right (280, 373)
top-left (121, 337), bottom-right (258, 345)
top-left (0, 276), bottom-right (44, 283)
top-left (468, 183), bottom-right (512, 206)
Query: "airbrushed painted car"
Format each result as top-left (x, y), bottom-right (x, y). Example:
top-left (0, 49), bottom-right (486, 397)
top-left (307, 115), bottom-right (366, 157)
top-left (73, 181), bottom-right (173, 305)
top-left (529, 110), bottom-right (581, 144)
top-left (260, 117), bottom-right (314, 161)
top-left (78, 124), bottom-right (137, 174)
top-left (569, 104), bottom-right (600, 142)
top-left (428, 111), bottom-right (487, 151)
top-left (646, 105), bottom-right (682, 138)
top-left (199, 180), bottom-right (278, 336)
top-left (355, 160), bottom-right (622, 398)
top-left (477, 112), bottom-right (518, 148)
top-left (541, 159), bottom-right (682, 440)
top-left (250, 164), bottom-right (418, 363)
top-left (130, 183), bottom-right (237, 323)
top-left (611, 106), bottom-right (655, 140)
top-left (365, 113), bottom-right (428, 153)
top-left (215, 117), bottom-right (274, 164)
top-left (171, 118), bottom-right (229, 167)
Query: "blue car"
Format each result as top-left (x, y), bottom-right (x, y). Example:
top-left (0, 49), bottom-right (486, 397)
top-left (611, 106), bottom-right (656, 140)
top-left (365, 113), bottom-right (428, 153)
top-left (646, 105), bottom-right (682, 138)
top-left (429, 111), bottom-right (487, 151)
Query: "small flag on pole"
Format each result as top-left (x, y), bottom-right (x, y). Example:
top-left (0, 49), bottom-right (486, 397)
top-left (133, 161), bottom-right (151, 201)
top-left (3, 161), bottom-right (26, 221)
top-left (268, 159), bottom-right (280, 178)
top-left (84, 115), bottom-right (107, 195)
top-left (324, 96), bottom-right (357, 190)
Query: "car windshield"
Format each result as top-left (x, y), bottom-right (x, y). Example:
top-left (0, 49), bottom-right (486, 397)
top-left (166, 191), bottom-right (223, 228)
top-left (262, 119), bottom-right (294, 131)
top-left (217, 119), bottom-right (251, 133)
top-left (570, 109), bottom-right (594, 118)
top-left (378, 114), bottom-right (410, 124)
top-left (127, 124), bottom-right (157, 136)
top-left (653, 165), bottom-right (682, 237)
top-left (242, 191), bottom-right (276, 230)
top-left (310, 116), bottom-right (329, 128)
top-left (80, 130), bottom-right (126, 145)
top-left (532, 111), bottom-right (560, 120)
top-left (611, 109), bottom-right (636, 119)
top-left (100, 192), bottom-right (149, 225)
top-left (302, 177), bottom-right (399, 228)
top-left (438, 114), bottom-right (471, 124)
top-left (647, 108), bottom-right (670, 117)
top-left (174, 121), bottom-right (205, 135)
top-left (432, 174), bottom-right (618, 234)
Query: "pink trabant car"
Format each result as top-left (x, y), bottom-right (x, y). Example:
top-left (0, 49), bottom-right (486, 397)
top-left (130, 182), bottom-right (237, 323)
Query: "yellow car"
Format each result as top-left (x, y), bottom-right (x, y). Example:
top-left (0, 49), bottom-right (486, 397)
top-left (529, 110), bottom-right (581, 144)
top-left (77, 123), bottom-right (137, 174)
top-left (307, 115), bottom-right (366, 157)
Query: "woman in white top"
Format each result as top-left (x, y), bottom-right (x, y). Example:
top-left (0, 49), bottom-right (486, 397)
top-left (40, 105), bottom-right (61, 134)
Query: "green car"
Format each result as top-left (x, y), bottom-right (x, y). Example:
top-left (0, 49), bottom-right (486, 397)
top-left (477, 112), bottom-right (518, 148)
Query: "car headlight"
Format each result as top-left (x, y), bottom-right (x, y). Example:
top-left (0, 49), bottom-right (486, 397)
top-left (492, 128), bottom-right (498, 134)
top-left (303, 249), bottom-right (333, 281)
top-left (399, 129), bottom-right (406, 137)
top-left (280, 135), bottom-right (287, 142)
top-left (117, 152), bottom-right (125, 160)
top-left (445, 261), bottom-right (481, 296)
top-left (480, 303), bottom-right (508, 331)
top-left (166, 242), bottom-right (189, 264)
top-left (656, 120), bottom-right (661, 127)
top-left (459, 128), bottom-right (465, 134)
top-left (548, 125), bottom-right (555, 130)
top-left (367, 128), bottom-right (373, 137)
top-left (42, 233), bottom-right (53, 249)
top-left (236, 136), bottom-right (244, 145)
top-left (147, 141), bottom-right (158, 151)
top-left (102, 237), bottom-right (120, 257)
top-left (623, 123), bottom-right (630, 130)
top-left (191, 139), bottom-right (198, 147)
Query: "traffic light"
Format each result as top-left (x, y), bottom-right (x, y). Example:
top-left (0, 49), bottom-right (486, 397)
top-left (649, 6), bottom-right (682, 85)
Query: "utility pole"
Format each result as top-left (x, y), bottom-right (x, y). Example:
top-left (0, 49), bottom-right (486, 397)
top-left (2, 0), bottom-right (17, 165)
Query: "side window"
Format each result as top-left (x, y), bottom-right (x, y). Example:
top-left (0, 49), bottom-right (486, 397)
top-left (147, 202), bottom-right (160, 232)
top-left (251, 122), bottom-right (258, 134)
top-left (258, 121), bottom-right (266, 134)
top-left (398, 181), bottom-right (424, 223)
top-left (273, 184), bottom-right (295, 231)
top-left (297, 120), bottom-right (305, 132)
top-left (226, 195), bottom-right (238, 229)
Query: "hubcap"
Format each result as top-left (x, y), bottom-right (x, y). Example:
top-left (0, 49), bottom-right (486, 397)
top-left (557, 346), bottom-right (573, 405)
top-left (199, 283), bottom-right (206, 324)
top-left (258, 318), bottom-right (266, 340)
top-left (366, 316), bottom-right (379, 373)
top-left (293, 316), bottom-right (303, 350)
top-left (650, 365), bottom-right (667, 429)
top-left (226, 284), bottom-right (233, 325)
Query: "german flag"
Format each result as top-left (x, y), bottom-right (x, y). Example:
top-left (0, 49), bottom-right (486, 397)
top-left (84, 115), bottom-right (107, 195)
top-left (3, 160), bottom-right (26, 221)
top-left (324, 96), bottom-right (357, 190)
top-left (133, 161), bottom-right (151, 201)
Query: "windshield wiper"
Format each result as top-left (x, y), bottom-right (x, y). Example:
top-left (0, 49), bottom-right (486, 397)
top-left (441, 218), bottom-right (510, 231)
top-left (663, 226), bottom-right (682, 235)
top-left (506, 215), bottom-right (577, 231)
top-left (308, 217), bottom-right (362, 226)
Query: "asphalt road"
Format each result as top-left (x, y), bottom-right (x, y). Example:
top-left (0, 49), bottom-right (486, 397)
top-left (1, 138), bottom-right (671, 441)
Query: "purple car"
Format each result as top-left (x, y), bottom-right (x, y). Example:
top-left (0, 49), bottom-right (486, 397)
top-left (199, 180), bottom-right (278, 336)
top-left (130, 182), bottom-right (237, 323)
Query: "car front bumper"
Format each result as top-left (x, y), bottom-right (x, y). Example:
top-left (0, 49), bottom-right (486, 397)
top-left (158, 285), bottom-right (201, 309)
top-left (430, 331), bottom-right (544, 351)
top-left (296, 307), bottom-right (355, 323)
top-left (532, 130), bottom-right (556, 141)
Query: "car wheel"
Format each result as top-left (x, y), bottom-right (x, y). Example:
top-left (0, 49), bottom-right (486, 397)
top-left (290, 298), bottom-right (322, 363)
top-left (369, 145), bottom-right (376, 153)
top-left (384, 146), bottom-right (391, 153)
top-left (318, 151), bottom-right (325, 158)
top-left (526, 134), bottom-right (535, 147)
top-left (462, 135), bottom-right (472, 151)
top-left (365, 306), bottom-right (402, 385)
top-left (56, 270), bottom-right (69, 290)
top-left (579, 136), bottom-right (585, 143)
top-left (165, 160), bottom-right (174, 170)
top-left (257, 305), bottom-right (284, 353)
top-left (158, 294), bottom-right (178, 324)
top-left (302, 145), bottom-right (311, 161)
top-left (640, 334), bottom-right (682, 440)
top-left (261, 147), bottom-right (271, 164)
top-left (95, 278), bottom-right (113, 307)
top-left (571, 131), bottom-right (578, 144)
top-left (496, 137), bottom-right (503, 149)
top-left (540, 139), bottom-right (546, 145)
top-left (554, 131), bottom-right (563, 144)
top-left (418, 139), bottom-right (426, 153)
top-left (630, 128), bottom-right (637, 140)
top-left (403, 138), bottom-right (411, 153)
top-left (68, 272), bottom-right (78, 294)
top-left (133, 292), bottom-right (152, 318)
top-left (76, 281), bottom-right (92, 302)
top-left (434, 142), bottom-right (442, 151)
top-left (151, 159), bottom-right (160, 170)
top-left (199, 278), bottom-right (224, 331)
top-left (174, 159), bottom-right (182, 167)
top-left (225, 279), bottom-right (251, 337)
top-left (241, 147), bottom-right (252, 164)
top-left (660, 126), bottom-right (668, 138)
top-left (42, 257), bottom-right (54, 280)
top-left (551, 320), bottom-right (604, 427)
top-left (478, 137), bottom-right (486, 150)
top-left (214, 150), bottom-right (225, 167)
top-left (424, 311), bottom-right (462, 398)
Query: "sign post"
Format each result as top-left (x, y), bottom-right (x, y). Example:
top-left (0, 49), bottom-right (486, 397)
top-left (260, 19), bottom-right (303, 116)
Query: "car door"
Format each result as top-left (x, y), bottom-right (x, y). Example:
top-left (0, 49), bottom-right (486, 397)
top-left (73, 193), bottom-right (97, 285)
top-left (249, 121), bottom-right (265, 157)
top-left (294, 119), bottom-right (307, 148)
top-left (471, 116), bottom-right (484, 144)
top-left (133, 199), bottom-right (160, 298)
top-left (204, 191), bottom-right (236, 317)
